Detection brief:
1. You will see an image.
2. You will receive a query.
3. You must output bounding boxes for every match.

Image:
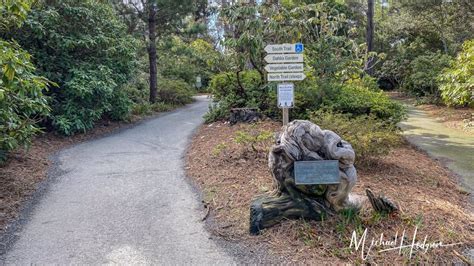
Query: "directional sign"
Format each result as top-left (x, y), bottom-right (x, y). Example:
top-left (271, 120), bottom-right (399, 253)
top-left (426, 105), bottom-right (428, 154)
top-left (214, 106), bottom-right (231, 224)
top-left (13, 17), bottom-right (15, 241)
top-left (264, 54), bottom-right (303, 64)
top-left (268, 73), bottom-right (306, 81)
top-left (265, 63), bottom-right (304, 73)
top-left (265, 43), bottom-right (304, 54)
top-left (278, 83), bottom-right (294, 108)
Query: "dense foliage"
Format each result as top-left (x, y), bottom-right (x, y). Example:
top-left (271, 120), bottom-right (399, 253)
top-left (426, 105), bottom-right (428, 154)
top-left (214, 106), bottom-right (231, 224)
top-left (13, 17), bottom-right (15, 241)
top-left (0, 0), bottom-right (50, 162)
top-left (11, 0), bottom-right (138, 135)
top-left (0, 0), bottom-right (217, 162)
top-left (403, 52), bottom-right (451, 99)
top-left (310, 110), bottom-right (401, 165)
top-left (206, 2), bottom-right (405, 126)
top-left (0, 40), bottom-right (50, 161)
top-left (438, 40), bottom-right (474, 107)
top-left (205, 71), bottom-right (270, 122)
top-left (206, 70), bottom-right (405, 124)
top-left (373, 0), bottom-right (473, 104)
top-left (158, 37), bottom-right (224, 89)
top-left (0, 0), bottom-right (472, 163)
top-left (157, 79), bottom-right (194, 106)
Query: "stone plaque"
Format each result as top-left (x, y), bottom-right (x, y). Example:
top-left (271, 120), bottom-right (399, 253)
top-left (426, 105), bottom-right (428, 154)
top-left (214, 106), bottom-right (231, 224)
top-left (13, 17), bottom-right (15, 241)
top-left (294, 160), bottom-right (341, 185)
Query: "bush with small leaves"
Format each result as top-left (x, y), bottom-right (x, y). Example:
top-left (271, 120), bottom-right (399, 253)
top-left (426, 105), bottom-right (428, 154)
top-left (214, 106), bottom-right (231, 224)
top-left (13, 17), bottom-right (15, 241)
top-left (310, 110), bottom-right (402, 165)
top-left (158, 79), bottom-right (194, 106)
top-left (234, 125), bottom-right (274, 158)
top-left (403, 52), bottom-right (452, 99)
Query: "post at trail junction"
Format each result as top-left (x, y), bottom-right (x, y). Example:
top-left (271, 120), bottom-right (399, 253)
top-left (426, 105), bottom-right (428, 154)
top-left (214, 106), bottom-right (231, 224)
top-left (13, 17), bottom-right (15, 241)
top-left (264, 43), bottom-right (305, 125)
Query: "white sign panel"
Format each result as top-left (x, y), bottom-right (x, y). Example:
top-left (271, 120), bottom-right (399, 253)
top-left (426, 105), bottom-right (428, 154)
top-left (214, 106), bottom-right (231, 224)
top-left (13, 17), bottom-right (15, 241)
top-left (265, 63), bottom-right (304, 73)
top-left (265, 43), bottom-right (304, 54)
top-left (268, 72), bottom-right (306, 81)
top-left (264, 54), bottom-right (303, 63)
top-left (278, 83), bottom-right (294, 108)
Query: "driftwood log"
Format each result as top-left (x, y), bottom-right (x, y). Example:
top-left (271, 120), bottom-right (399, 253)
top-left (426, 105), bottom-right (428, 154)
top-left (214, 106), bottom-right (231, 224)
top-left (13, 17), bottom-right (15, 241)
top-left (229, 108), bottom-right (261, 125)
top-left (249, 120), bottom-right (397, 235)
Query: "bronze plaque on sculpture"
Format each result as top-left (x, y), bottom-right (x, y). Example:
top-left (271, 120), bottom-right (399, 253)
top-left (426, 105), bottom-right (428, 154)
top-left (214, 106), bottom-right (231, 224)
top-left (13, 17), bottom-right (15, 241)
top-left (294, 160), bottom-right (340, 185)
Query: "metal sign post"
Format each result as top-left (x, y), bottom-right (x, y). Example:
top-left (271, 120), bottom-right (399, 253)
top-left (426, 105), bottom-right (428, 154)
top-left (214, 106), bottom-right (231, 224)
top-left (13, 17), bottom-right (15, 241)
top-left (264, 43), bottom-right (305, 126)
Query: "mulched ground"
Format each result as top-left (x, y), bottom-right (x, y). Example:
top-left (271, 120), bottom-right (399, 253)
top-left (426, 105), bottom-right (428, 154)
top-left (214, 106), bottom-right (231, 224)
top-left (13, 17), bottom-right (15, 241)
top-left (186, 121), bottom-right (473, 264)
top-left (0, 112), bottom-right (166, 234)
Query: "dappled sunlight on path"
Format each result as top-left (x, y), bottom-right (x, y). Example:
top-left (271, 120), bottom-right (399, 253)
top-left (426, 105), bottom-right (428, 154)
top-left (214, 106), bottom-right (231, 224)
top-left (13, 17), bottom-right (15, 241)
top-left (399, 104), bottom-right (474, 192)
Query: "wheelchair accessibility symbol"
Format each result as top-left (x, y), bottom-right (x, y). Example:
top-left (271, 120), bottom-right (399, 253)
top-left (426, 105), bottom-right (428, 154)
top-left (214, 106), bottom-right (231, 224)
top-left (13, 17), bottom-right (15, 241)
top-left (295, 43), bottom-right (304, 53)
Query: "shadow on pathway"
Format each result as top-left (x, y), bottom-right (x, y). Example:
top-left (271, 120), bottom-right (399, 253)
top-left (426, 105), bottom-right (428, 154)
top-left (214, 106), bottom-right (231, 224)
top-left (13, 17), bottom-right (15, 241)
top-left (399, 104), bottom-right (474, 193)
top-left (1, 96), bottom-right (242, 264)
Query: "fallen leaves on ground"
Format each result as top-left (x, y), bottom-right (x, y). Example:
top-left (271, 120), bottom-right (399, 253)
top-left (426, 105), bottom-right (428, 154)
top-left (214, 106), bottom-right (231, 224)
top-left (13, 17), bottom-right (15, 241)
top-left (186, 121), bottom-right (473, 264)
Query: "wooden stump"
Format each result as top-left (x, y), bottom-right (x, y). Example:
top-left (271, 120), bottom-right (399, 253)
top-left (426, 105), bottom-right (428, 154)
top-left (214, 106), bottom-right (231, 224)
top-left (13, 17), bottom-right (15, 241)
top-left (229, 108), bottom-right (261, 125)
top-left (248, 120), bottom-right (397, 234)
top-left (249, 120), bottom-right (357, 234)
top-left (249, 193), bottom-right (330, 235)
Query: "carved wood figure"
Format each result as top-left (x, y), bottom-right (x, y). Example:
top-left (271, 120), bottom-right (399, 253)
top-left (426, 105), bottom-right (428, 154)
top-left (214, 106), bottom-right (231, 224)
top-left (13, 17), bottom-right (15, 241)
top-left (249, 120), bottom-right (397, 235)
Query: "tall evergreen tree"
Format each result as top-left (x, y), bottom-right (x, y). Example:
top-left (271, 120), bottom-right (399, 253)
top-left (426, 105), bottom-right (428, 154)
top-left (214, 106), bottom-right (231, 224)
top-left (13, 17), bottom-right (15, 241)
top-left (115, 0), bottom-right (194, 103)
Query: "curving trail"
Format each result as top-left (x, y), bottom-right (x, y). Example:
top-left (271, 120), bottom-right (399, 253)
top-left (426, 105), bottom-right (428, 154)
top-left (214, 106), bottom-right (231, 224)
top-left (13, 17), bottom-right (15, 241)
top-left (2, 96), bottom-right (236, 264)
top-left (399, 104), bottom-right (474, 193)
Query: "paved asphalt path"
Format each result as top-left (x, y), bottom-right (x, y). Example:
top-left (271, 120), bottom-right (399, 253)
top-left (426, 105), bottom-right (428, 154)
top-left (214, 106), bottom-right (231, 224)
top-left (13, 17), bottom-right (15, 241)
top-left (2, 96), bottom-right (236, 264)
top-left (399, 104), bottom-right (474, 193)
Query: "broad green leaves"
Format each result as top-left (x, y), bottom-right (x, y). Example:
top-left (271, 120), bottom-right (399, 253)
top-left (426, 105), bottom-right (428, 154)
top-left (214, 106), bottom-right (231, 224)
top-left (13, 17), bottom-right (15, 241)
top-left (0, 0), bottom-right (52, 162)
top-left (439, 40), bottom-right (474, 107)
top-left (0, 0), bottom-right (32, 30)
top-left (14, 1), bottom-right (139, 135)
top-left (0, 40), bottom-right (50, 162)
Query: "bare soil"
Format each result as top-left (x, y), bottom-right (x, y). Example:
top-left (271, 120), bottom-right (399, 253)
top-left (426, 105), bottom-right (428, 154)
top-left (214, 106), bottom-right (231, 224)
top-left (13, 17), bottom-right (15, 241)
top-left (186, 121), bottom-right (473, 264)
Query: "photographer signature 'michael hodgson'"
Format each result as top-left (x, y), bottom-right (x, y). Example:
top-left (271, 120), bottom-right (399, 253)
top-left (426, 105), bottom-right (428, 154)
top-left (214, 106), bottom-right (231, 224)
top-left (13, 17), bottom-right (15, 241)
top-left (349, 226), bottom-right (463, 260)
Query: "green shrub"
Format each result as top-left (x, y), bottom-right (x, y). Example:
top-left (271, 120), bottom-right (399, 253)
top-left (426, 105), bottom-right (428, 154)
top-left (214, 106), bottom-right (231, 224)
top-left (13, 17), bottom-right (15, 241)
top-left (206, 70), bottom-right (405, 125)
top-left (157, 37), bottom-right (223, 89)
top-left (204, 101), bottom-right (231, 123)
top-left (206, 71), bottom-right (273, 122)
top-left (438, 40), bottom-right (474, 107)
top-left (158, 79), bottom-right (194, 106)
top-left (234, 125), bottom-right (274, 157)
top-left (0, 40), bottom-right (50, 161)
top-left (131, 102), bottom-right (176, 116)
top-left (0, 0), bottom-right (32, 30)
top-left (310, 110), bottom-right (402, 165)
top-left (208, 70), bottom-right (262, 106)
top-left (376, 38), bottom-right (431, 89)
top-left (151, 102), bottom-right (176, 112)
top-left (403, 52), bottom-right (452, 98)
top-left (12, 0), bottom-right (138, 135)
top-left (122, 71), bottom-right (150, 105)
top-left (325, 84), bottom-right (406, 124)
top-left (132, 103), bottom-right (153, 116)
top-left (108, 89), bottom-right (132, 121)
top-left (51, 65), bottom-right (132, 135)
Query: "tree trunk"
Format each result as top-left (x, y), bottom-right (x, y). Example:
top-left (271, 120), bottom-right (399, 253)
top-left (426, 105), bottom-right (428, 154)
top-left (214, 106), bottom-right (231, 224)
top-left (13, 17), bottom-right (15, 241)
top-left (250, 194), bottom-right (328, 235)
top-left (365, 0), bottom-right (374, 75)
top-left (148, 3), bottom-right (158, 103)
